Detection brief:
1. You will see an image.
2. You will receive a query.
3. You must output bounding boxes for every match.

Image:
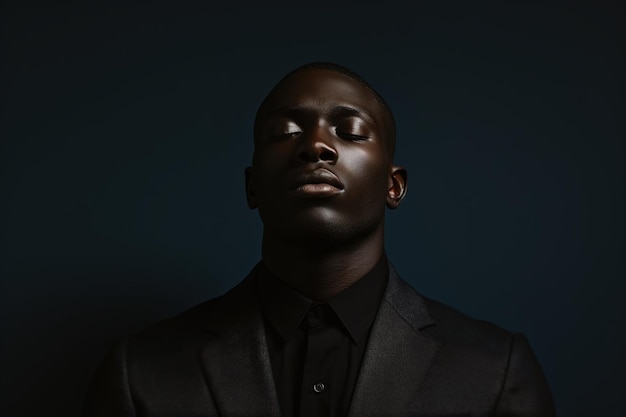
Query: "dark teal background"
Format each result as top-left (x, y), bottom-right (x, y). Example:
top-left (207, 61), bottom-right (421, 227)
top-left (2, 1), bottom-right (624, 415)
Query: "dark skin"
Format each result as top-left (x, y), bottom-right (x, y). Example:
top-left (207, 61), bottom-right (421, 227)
top-left (246, 68), bottom-right (407, 301)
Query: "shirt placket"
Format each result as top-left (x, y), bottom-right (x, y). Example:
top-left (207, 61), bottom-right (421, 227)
top-left (299, 303), bottom-right (335, 417)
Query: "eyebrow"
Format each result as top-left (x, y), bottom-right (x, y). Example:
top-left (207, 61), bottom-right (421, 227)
top-left (265, 104), bottom-right (375, 124)
top-left (330, 105), bottom-right (375, 122)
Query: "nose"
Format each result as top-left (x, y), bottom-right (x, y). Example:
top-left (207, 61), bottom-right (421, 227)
top-left (298, 127), bottom-right (338, 164)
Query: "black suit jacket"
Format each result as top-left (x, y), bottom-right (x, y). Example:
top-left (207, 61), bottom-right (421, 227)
top-left (84, 264), bottom-right (555, 417)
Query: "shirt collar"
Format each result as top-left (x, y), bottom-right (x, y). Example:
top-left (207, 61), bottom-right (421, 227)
top-left (258, 255), bottom-right (389, 344)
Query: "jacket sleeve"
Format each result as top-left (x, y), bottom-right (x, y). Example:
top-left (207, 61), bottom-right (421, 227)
top-left (83, 339), bottom-right (136, 417)
top-left (495, 333), bottom-right (556, 417)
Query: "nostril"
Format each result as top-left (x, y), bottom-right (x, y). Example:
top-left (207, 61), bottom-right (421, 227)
top-left (320, 149), bottom-right (336, 162)
top-left (298, 132), bottom-right (338, 163)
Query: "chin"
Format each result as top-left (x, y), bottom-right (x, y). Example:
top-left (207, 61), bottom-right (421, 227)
top-left (270, 209), bottom-right (383, 246)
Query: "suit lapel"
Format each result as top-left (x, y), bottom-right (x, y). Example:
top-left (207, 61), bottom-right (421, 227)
top-left (197, 264), bottom-right (439, 417)
top-left (348, 267), bottom-right (441, 417)
top-left (199, 269), bottom-right (281, 417)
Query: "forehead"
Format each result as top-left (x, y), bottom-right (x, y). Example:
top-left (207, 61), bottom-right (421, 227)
top-left (258, 69), bottom-right (386, 126)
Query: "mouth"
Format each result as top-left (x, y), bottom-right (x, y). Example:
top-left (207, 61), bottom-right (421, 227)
top-left (288, 169), bottom-right (344, 198)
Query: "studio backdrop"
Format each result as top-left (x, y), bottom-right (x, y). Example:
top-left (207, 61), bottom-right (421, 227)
top-left (1, 1), bottom-right (624, 416)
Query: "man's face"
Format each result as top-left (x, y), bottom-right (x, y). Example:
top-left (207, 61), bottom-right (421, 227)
top-left (247, 68), bottom-right (405, 245)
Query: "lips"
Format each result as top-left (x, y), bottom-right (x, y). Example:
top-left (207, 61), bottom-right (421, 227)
top-left (288, 169), bottom-right (344, 197)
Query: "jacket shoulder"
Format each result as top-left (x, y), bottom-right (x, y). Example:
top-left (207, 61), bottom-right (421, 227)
top-left (387, 269), bottom-right (513, 350)
top-left (420, 295), bottom-right (513, 348)
top-left (392, 280), bottom-right (555, 415)
top-left (126, 267), bottom-right (260, 349)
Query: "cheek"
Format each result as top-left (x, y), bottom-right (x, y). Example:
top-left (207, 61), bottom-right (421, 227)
top-left (345, 150), bottom-right (390, 192)
top-left (341, 147), bottom-right (371, 171)
top-left (253, 148), bottom-right (290, 181)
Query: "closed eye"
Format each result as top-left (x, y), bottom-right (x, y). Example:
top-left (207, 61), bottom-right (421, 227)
top-left (268, 120), bottom-right (302, 140)
top-left (337, 132), bottom-right (369, 141)
top-left (271, 131), bottom-right (301, 139)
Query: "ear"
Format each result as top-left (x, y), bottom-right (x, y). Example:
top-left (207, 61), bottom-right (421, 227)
top-left (386, 165), bottom-right (407, 209)
top-left (245, 167), bottom-right (257, 209)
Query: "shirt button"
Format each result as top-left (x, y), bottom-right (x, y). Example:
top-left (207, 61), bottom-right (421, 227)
top-left (313, 382), bottom-right (325, 393)
top-left (313, 305), bottom-right (325, 318)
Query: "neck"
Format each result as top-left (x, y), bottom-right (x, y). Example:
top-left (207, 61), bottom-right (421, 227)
top-left (261, 225), bottom-right (385, 301)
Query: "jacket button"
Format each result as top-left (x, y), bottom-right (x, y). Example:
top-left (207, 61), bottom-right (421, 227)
top-left (313, 382), bottom-right (325, 393)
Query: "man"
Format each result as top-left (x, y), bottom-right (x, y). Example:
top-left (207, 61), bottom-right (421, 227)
top-left (84, 63), bottom-right (555, 416)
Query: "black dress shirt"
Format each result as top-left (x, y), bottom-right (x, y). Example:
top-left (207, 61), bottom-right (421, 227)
top-left (258, 256), bottom-right (389, 417)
